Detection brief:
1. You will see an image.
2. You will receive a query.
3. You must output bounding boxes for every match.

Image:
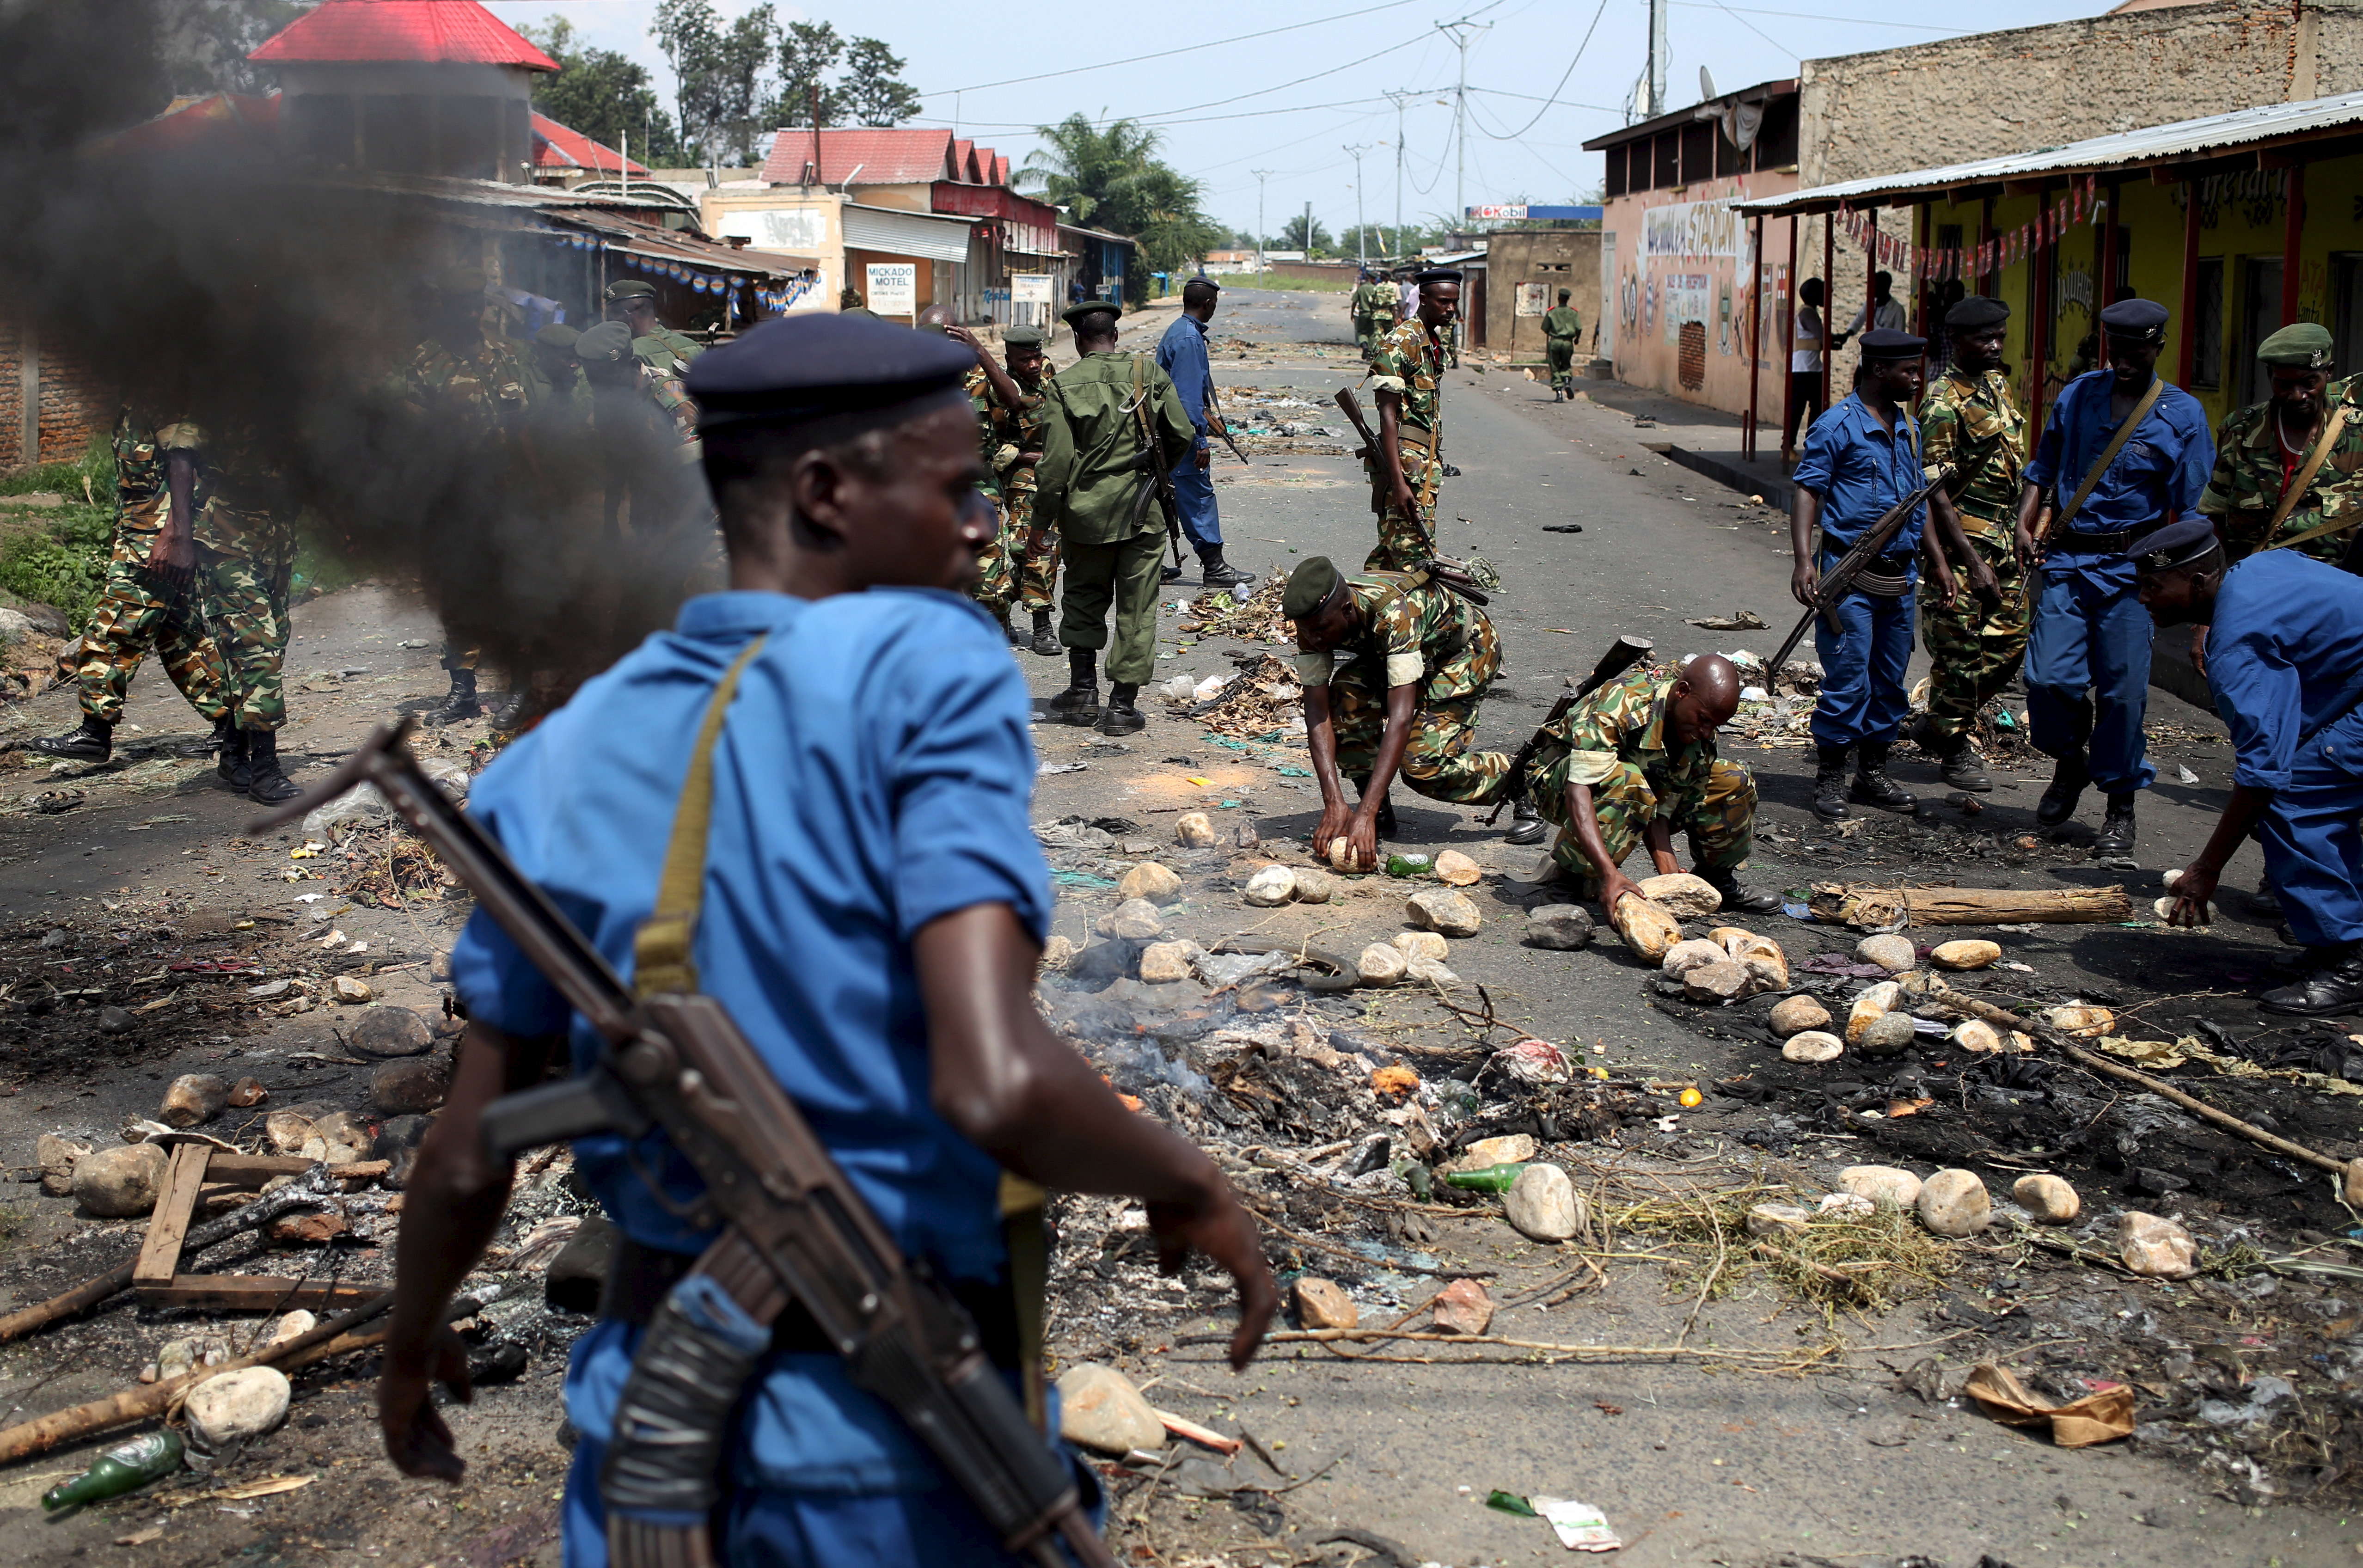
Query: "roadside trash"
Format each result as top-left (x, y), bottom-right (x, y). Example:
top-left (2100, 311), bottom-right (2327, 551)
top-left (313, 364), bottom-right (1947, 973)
top-left (1486, 1489), bottom-right (1537, 1515)
top-left (1443, 1162), bottom-right (1526, 1193)
top-left (1492, 1491), bottom-right (1623, 1551)
top-left (43, 1429), bottom-right (183, 1510)
top-left (1963, 1362), bottom-right (2133, 1448)
top-left (1384, 852), bottom-right (1433, 877)
top-left (1686, 610), bottom-right (1766, 631)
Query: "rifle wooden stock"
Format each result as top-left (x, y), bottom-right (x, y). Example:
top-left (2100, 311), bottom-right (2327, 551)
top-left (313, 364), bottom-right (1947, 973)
top-left (1768, 467), bottom-right (1953, 676)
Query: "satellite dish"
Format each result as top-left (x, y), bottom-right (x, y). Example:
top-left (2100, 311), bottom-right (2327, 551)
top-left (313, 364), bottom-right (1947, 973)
top-left (1700, 66), bottom-right (1718, 102)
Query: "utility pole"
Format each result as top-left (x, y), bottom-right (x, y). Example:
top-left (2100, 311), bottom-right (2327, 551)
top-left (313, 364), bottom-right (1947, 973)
top-left (1303, 199), bottom-right (1314, 259)
top-left (1252, 169), bottom-right (1271, 274)
top-left (1385, 89), bottom-right (1418, 258)
top-left (1435, 18), bottom-right (1490, 230)
top-left (1344, 144), bottom-right (1372, 266)
top-left (1646, 0), bottom-right (1667, 118)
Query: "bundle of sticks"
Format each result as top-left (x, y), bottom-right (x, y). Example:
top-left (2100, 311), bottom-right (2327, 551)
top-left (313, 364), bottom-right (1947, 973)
top-left (1809, 882), bottom-right (2132, 930)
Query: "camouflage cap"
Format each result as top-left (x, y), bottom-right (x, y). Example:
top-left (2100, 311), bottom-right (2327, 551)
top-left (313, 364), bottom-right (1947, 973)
top-left (575, 321), bottom-right (634, 364)
top-left (1282, 556), bottom-right (1342, 620)
top-left (2258, 321), bottom-right (2333, 369)
top-left (604, 279), bottom-right (659, 302)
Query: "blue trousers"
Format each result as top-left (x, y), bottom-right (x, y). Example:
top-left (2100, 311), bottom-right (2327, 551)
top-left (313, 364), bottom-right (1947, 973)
top-left (1810, 585), bottom-right (1915, 748)
top-left (1169, 451), bottom-right (1221, 550)
top-left (2259, 708), bottom-right (2363, 948)
top-left (2025, 567), bottom-right (2155, 795)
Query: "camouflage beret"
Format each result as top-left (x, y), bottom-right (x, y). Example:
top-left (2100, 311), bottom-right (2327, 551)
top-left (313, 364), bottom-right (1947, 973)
top-left (2258, 321), bottom-right (2333, 369)
top-left (574, 321), bottom-right (634, 364)
top-left (1283, 557), bottom-right (1343, 620)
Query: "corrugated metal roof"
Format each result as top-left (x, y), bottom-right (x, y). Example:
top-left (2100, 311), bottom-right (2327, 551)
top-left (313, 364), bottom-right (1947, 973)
top-left (531, 112), bottom-right (647, 176)
top-left (758, 127), bottom-right (957, 187)
top-left (250, 0), bottom-right (558, 69)
top-left (1738, 88), bottom-right (2363, 213)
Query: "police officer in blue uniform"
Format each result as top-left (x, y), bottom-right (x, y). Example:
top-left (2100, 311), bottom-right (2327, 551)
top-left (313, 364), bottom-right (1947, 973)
top-left (374, 312), bottom-right (1277, 1565)
top-left (2014, 297), bottom-right (2214, 855)
top-left (2147, 516), bottom-right (2363, 1014)
top-left (1788, 327), bottom-right (1933, 821)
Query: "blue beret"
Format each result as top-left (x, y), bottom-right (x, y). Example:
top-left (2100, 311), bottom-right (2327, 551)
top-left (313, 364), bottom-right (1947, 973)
top-left (2124, 516), bottom-right (2221, 570)
top-left (684, 313), bottom-right (974, 429)
top-left (2100, 298), bottom-right (2170, 339)
top-left (1858, 328), bottom-right (1926, 360)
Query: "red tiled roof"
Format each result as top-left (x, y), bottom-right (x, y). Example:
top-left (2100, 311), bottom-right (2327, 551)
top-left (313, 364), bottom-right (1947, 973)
top-left (531, 111), bottom-right (647, 174)
top-left (991, 153), bottom-right (1009, 186)
top-left (250, 0), bottom-right (558, 69)
top-left (758, 126), bottom-right (959, 186)
top-left (92, 92), bottom-right (281, 157)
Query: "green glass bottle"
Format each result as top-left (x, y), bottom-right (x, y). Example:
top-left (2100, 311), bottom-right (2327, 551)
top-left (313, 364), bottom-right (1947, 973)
top-left (1442, 1162), bottom-right (1527, 1193)
top-left (42, 1430), bottom-right (182, 1511)
top-left (1384, 853), bottom-right (1432, 878)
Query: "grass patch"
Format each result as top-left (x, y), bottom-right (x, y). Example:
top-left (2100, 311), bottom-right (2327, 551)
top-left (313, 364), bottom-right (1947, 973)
top-left (0, 435), bottom-right (116, 628)
top-left (1223, 271), bottom-right (1362, 294)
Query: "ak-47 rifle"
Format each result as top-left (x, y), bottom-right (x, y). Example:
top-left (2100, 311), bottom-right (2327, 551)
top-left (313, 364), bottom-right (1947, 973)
top-left (1204, 384), bottom-right (1252, 466)
top-left (1481, 635), bottom-right (1656, 825)
top-left (1127, 358), bottom-right (1186, 570)
top-left (250, 724), bottom-right (1116, 1568)
top-left (1769, 465), bottom-right (1955, 676)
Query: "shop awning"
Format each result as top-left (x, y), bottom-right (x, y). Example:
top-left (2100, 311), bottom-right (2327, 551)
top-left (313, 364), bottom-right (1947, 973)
top-left (842, 202), bottom-right (976, 264)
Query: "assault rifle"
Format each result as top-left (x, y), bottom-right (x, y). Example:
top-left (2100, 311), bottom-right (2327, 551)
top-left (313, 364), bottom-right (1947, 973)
top-left (252, 724), bottom-right (1114, 1568)
top-left (1768, 465), bottom-right (1955, 677)
top-left (1128, 362), bottom-right (1186, 570)
top-left (1204, 385), bottom-right (1253, 466)
top-left (1480, 634), bottom-right (1655, 825)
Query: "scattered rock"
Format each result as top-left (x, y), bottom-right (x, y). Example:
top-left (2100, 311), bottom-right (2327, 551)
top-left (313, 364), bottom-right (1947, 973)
top-left (1659, 937), bottom-right (1728, 978)
top-left (1056, 1364), bottom-right (1166, 1455)
top-left (1768, 995), bottom-right (1830, 1037)
top-left (1817, 1191), bottom-right (1874, 1217)
top-left (1460, 1133), bottom-right (1537, 1166)
top-left (226, 1077), bottom-right (268, 1108)
top-left (1838, 1165), bottom-right (1923, 1208)
top-left (1328, 836), bottom-right (1373, 874)
top-left (1118, 862), bottom-right (1183, 905)
top-left (350, 1006), bottom-right (434, 1058)
top-left (1174, 811), bottom-right (1218, 849)
top-left (1432, 849), bottom-right (1481, 887)
top-left (1040, 935), bottom-right (1077, 973)
top-left (1524, 904), bottom-right (1593, 950)
top-left (1715, 928), bottom-right (1789, 986)
top-left (1355, 943), bottom-right (1407, 986)
top-left (1429, 1278), bottom-right (1496, 1335)
top-left (1781, 1030), bottom-right (1844, 1063)
top-left (1844, 980), bottom-right (1902, 1044)
top-left (269, 1212), bottom-right (350, 1245)
top-left (268, 1311), bottom-right (316, 1345)
top-left (1855, 934), bottom-right (1916, 973)
top-left (1916, 1169), bottom-right (1991, 1237)
top-left (159, 1074), bottom-right (227, 1128)
top-left (1854, 1010), bottom-right (1918, 1058)
top-left (1292, 1277), bottom-right (1359, 1330)
top-left (1402, 955), bottom-right (1462, 989)
top-left (370, 1059), bottom-right (450, 1116)
top-left (1291, 867), bottom-right (1335, 904)
top-left (73, 1142), bottom-right (171, 1217)
top-left (184, 1367), bottom-right (291, 1447)
top-left (1636, 871), bottom-right (1721, 917)
top-left (97, 1005), bottom-right (136, 1036)
top-left (1950, 1019), bottom-right (2006, 1054)
top-left (1610, 894), bottom-right (1682, 960)
top-left (2118, 1211), bottom-right (2198, 1279)
top-left (332, 976), bottom-right (373, 1005)
top-left (2044, 1003), bottom-right (2115, 1038)
top-left (1392, 930), bottom-right (1451, 963)
top-left (1502, 1164), bottom-right (1584, 1242)
top-left (310, 1111), bottom-right (374, 1163)
top-left (35, 1133), bottom-right (88, 1196)
top-left (1138, 941), bottom-right (1199, 985)
top-left (1404, 888), bottom-right (1482, 937)
top-left (1243, 865), bottom-right (1298, 907)
top-left (1930, 939), bottom-right (2001, 971)
top-left (2012, 1174), bottom-right (2081, 1225)
top-left (1097, 899), bottom-right (1165, 939)
top-left (1745, 1202), bottom-right (1811, 1239)
top-left (1681, 961), bottom-right (1752, 1002)
top-left (264, 1111), bottom-right (316, 1155)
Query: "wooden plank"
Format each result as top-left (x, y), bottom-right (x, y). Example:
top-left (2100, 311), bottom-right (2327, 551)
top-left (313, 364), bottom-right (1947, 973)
top-left (131, 1146), bottom-right (209, 1290)
top-left (203, 1155), bottom-right (389, 1186)
top-left (145, 1276), bottom-right (380, 1311)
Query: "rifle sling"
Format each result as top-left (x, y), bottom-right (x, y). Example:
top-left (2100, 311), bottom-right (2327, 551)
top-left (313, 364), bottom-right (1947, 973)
top-left (2259, 404), bottom-right (2356, 553)
top-left (2049, 375), bottom-right (2165, 538)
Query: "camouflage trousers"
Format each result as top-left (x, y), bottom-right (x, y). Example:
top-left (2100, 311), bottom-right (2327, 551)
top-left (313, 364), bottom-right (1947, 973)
top-left (973, 492), bottom-right (1017, 616)
top-left (1013, 484), bottom-right (1059, 613)
top-left (1526, 752), bottom-right (1757, 892)
top-left (1546, 338), bottom-right (1577, 394)
top-left (199, 548), bottom-right (292, 731)
top-left (1365, 436), bottom-right (1442, 571)
top-left (1918, 527), bottom-right (2030, 747)
top-left (75, 547), bottom-right (230, 726)
top-left (1328, 679), bottom-right (1512, 806)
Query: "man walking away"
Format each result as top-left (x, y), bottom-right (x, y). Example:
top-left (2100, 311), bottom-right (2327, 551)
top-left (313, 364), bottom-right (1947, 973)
top-left (1364, 270), bottom-right (1459, 569)
top-left (1156, 278), bottom-right (1254, 590)
top-left (1543, 289), bottom-right (1583, 402)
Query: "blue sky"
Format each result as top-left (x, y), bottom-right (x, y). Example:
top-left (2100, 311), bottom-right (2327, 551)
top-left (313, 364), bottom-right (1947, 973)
top-left (483, 0), bottom-right (2109, 239)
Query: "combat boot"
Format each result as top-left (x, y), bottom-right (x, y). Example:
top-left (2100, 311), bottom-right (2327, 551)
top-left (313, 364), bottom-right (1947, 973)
top-left (1046, 649), bottom-right (1100, 726)
top-left (2036, 752), bottom-right (2088, 826)
top-left (216, 719), bottom-right (251, 793)
top-left (1028, 610), bottom-right (1061, 657)
top-left (1503, 797), bottom-right (1548, 846)
top-left (2094, 792), bottom-right (2137, 856)
top-left (428, 668), bottom-right (481, 726)
top-left (2259, 943), bottom-right (2363, 1016)
top-left (242, 727), bottom-right (300, 805)
top-left (1934, 735), bottom-right (1993, 792)
top-left (29, 714), bottom-right (112, 763)
top-left (1098, 683), bottom-right (1145, 737)
top-left (1700, 867), bottom-right (1785, 916)
top-left (1160, 558), bottom-right (1184, 584)
top-left (1850, 741), bottom-right (1918, 815)
top-left (1198, 547), bottom-right (1255, 590)
top-left (1812, 745), bottom-right (1852, 821)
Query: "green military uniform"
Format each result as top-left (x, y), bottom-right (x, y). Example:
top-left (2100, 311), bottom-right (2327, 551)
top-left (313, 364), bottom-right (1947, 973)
top-left (1365, 317), bottom-right (1447, 570)
top-left (1917, 363), bottom-right (2031, 747)
top-left (172, 419), bottom-right (296, 735)
top-left (2200, 345), bottom-right (2363, 565)
top-left (1519, 665), bottom-right (1757, 893)
top-left (962, 362), bottom-right (1016, 613)
top-left (1296, 570), bottom-right (1510, 804)
top-left (1036, 337), bottom-right (1196, 687)
top-left (1005, 355), bottom-right (1059, 615)
top-left (576, 323), bottom-right (700, 538)
top-left (1366, 280), bottom-right (1399, 350)
top-left (522, 324), bottom-right (593, 432)
top-left (1351, 278), bottom-right (1395, 356)
top-left (631, 327), bottom-right (704, 378)
top-left (67, 410), bottom-right (232, 729)
top-left (1542, 303), bottom-right (1583, 397)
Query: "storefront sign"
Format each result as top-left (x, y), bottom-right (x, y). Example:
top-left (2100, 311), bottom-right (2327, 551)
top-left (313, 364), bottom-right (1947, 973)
top-left (867, 262), bottom-right (918, 317)
top-left (1010, 273), bottom-right (1054, 305)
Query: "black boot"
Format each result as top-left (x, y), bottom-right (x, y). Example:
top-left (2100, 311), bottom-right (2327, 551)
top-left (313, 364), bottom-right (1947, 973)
top-left (2259, 943), bottom-right (2363, 1016)
top-left (1851, 741), bottom-right (1918, 815)
top-left (215, 717), bottom-right (251, 793)
top-left (1198, 547), bottom-right (1254, 590)
top-left (1813, 744), bottom-right (1852, 821)
top-left (1045, 649), bottom-right (1100, 726)
top-left (1098, 682), bottom-right (1145, 736)
top-left (1160, 557), bottom-right (1184, 583)
top-left (1504, 797), bottom-right (1548, 846)
top-left (1028, 609), bottom-right (1061, 657)
top-left (1932, 733), bottom-right (1992, 792)
top-left (1701, 867), bottom-right (1785, 916)
top-left (242, 727), bottom-right (301, 805)
top-left (2094, 791), bottom-right (2138, 856)
top-left (428, 668), bottom-right (481, 726)
top-left (2037, 752), bottom-right (2088, 827)
top-left (29, 714), bottom-right (112, 763)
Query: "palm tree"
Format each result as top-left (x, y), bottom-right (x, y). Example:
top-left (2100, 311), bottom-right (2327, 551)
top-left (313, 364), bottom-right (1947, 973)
top-left (1020, 115), bottom-right (1221, 276)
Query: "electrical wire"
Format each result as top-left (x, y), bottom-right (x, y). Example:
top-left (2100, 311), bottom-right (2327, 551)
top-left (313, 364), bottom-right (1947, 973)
top-left (1668, 1), bottom-right (1965, 31)
top-left (1472, 0), bottom-right (1613, 141)
top-left (1699, 0), bottom-right (1798, 61)
top-left (918, 0), bottom-right (1432, 96)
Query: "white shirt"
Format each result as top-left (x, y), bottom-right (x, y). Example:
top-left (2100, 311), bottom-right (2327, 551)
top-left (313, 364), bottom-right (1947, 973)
top-left (1791, 305), bottom-right (1824, 373)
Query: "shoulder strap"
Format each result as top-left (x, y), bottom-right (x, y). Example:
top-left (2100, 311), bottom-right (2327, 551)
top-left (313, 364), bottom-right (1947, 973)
top-left (2261, 404), bottom-right (2353, 540)
top-left (633, 635), bottom-right (771, 999)
top-left (2052, 375), bottom-right (2165, 534)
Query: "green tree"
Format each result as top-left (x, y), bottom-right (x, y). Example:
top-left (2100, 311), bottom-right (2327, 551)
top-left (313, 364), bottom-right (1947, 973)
top-left (653, 0), bottom-right (777, 167)
top-left (1277, 213), bottom-right (1333, 255)
top-left (157, 0), bottom-right (313, 97)
top-left (773, 19), bottom-right (842, 125)
top-left (772, 24), bottom-right (919, 129)
top-left (1021, 115), bottom-right (1224, 282)
top-left (520, 16), bottom-right (681, 166)
top-left (839, 38), bottom-right (920, 127)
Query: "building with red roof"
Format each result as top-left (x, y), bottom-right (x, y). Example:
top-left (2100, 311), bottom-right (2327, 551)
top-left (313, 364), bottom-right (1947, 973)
top-left (529, 113), bottom-right (648, 184)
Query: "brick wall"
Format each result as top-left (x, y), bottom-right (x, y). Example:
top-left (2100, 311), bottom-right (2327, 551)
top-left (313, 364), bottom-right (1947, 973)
top-left (0, 316), bottom-right (110, 470)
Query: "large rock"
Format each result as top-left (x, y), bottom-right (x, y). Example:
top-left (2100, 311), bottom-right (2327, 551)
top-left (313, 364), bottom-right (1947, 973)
top-left (1405, 888), bottom-right (1482, 937)
top-left (331, 975), bottom-right (373, 1005)
top-left (2012, 1174), bottom-right (2081, 1225)
top-left (1838, 1165), bottom-right (1922, 1209)
top-left (1430, 1278), bottom-right (1495, 1335)
top-left (1291, 867), bottom-right (1335, 904)
top-left (1844, 980), bottom-right (1903, 1044)
top-left (1355, 943), bottom-right (1407, 986)
top-left (1118, 862), bottom-right (1184, 905)
top-left (1950, 1020), bottom-right (2006, 1054)
top-left (1610, 895), bottom-right (1682, 961)
top-left (1057, 1364), bottom-right (1165, 1455)
top-left (265, 1110), bottom-right (316, 1155)
top-left (184, 1366), bottom-right (291, 1447)
top-left (350, 1006), bottom-right (434, 1059)
top-left (1174, 812), bottom-right (1218, 848)
top-left (35, 1133), bottom-right (88, 1196)
top-left (2118, 1212), bottom-right (2198, 1278)
top-left (1402, 955), bottom-right (1462, 989)
top-left (1659, 938), bottom-right (1728, 978)
top-left (1293, 1277), bottom-right (1359, 1331)
top-left (1636, 872), bottom-right (1721, 917)
top-left (1930, 939), bottom-right (2001, 971)
top-left (73, 1142), bottom-right (170, 1216)
top-left (1855, 1011), bottom-right (1918, 1058)
top-left (1781, 1030), bottom-right (1844, 1063)
top-left (1138, 941), bottom-right (1199, 985)
top-left (1392, 930), bottom-right (1451, 963)
top-left (1916, 1169), bottom-right (1991, 1237)
top-left (371, 1059), bottom-right (450, 1116)
top-left (159, 1074), bottom-right (227, 1128)
top-left (311, 1110), bottom-right (374, 1163)
top-left (1097, 899), bottom-right (1165, 939)
top-left (1745, 1202), bottom-right (1810, 1239)
top-left (1432, 850), bottom-right (1482, 887)
top-left (1768, 995), bottom-right (1831, 1037)
top-left (1243, 865), bottom-right (1298, 907)
top-left (1460, 1133), bottom-right (1537, 1166)
top-left (1502, 1163), bottom-right (1585, 1242)
top-left (1716, 928), bottom-right (1789, 986)
top-left (1524, 905), bottom-right (1593, 950)
top-left (1682, 961), bottom-right (1753, 1003)
top-left (1855, 934), bottom-right (1917, 974)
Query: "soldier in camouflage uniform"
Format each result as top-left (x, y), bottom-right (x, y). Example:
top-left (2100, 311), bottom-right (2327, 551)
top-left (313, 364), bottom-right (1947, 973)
top-left (180, 418), bottom-right (302, 802)
top-left (577, 320), bottom-right (701, 542)
top-left (2199, 323), bottom-right (2363, 566)
top-left (27, 410), bottom-right (233, 765)
top-left (992, 326), bottom-right (1062, 655)
top-left (1351, 270), bottom-right (1393, 356)
top-left (1517, 653), bottom-right (1781, 914)
top-left (1914, 295), bottom-right (2019, 792)
top-left (1363, 270), bottom-right (1458, 570)
top-left (1283, 555), bottom-right (1545, 863)
top-left (1542, 290), bottom-right (1583, 400)
top-left (1365, 271), bottom-right (1399, 355)
top-left (925, 316), bottom-right (1041, 645)
top-left (606, 278), bottom-right (705, 378)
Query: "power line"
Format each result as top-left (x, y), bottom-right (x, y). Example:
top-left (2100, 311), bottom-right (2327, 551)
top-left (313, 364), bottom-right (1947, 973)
top-left (1667, 1), bottom-right (1965, 31)
top-left (919, 0), bottom-right (1428, 96)
top-left (1700, 0), bottom-right (1798, 60)
top-left (1472, 0), bottom-right (1613, 141)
